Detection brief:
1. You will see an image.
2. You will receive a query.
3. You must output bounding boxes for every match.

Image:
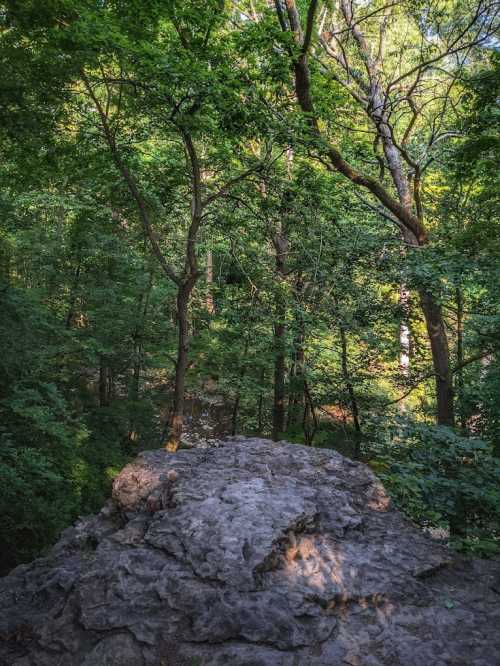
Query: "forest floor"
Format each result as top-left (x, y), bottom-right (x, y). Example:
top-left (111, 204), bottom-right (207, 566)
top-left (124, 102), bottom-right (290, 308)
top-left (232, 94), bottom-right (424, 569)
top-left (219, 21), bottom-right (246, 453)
top-left (155, 390), bottom-right (233, 450)
top-left (153, 389), bottom-right (361, 456)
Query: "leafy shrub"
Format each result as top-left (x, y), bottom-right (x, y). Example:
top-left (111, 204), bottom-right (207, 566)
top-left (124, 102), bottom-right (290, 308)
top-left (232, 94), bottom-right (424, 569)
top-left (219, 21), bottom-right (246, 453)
top-left (0, 288), bottom-right (134, 573)
top-left (0, 434), bottom-right (77, 573)
top-left (365, 419), bottom-right (500, 556)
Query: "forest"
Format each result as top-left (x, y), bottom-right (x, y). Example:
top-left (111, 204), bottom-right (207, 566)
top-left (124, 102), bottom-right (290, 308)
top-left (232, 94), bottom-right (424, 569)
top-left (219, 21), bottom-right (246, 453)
top-left (0, 0), bottom-right (499, 575)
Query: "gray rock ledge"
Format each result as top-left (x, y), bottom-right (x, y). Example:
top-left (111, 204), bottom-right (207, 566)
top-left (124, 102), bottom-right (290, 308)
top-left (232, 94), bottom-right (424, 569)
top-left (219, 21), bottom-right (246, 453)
top-left (1, 437), bottom-right (499, 665)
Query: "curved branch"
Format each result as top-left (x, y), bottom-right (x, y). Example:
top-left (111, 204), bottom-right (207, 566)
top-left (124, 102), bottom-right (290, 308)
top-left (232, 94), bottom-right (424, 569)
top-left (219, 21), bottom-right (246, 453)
top-left (81, 70), bottom-right (180, 285)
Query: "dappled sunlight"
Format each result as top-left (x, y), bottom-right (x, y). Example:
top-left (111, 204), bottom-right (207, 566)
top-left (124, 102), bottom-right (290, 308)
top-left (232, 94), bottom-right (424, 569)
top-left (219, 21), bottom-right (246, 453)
top-left (0, 0), bottom-right (498, 662)
top-left (320, 404), bottom-right (353, 425)
top-left (366, 486), bottom-right (391, 512)
top-left (278, 534), bottom-right (395, 623)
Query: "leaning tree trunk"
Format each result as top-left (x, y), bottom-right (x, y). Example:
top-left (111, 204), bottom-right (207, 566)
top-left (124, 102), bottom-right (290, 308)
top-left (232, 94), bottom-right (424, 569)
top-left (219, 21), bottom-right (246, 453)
top-left (419, 289), bottom-right (455, 427)
top-left (278, 0), bottom-right (456, 430)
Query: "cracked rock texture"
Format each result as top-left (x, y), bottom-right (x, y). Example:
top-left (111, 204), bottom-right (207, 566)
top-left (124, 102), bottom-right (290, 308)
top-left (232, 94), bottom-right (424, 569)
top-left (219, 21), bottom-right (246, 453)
top-left (1, 437), bottom-right (499, 665)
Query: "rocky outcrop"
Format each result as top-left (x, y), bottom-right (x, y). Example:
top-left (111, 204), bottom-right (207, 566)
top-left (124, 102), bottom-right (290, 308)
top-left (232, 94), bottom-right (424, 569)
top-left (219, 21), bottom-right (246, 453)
top-left (1, 437), bottom-right (499, 665)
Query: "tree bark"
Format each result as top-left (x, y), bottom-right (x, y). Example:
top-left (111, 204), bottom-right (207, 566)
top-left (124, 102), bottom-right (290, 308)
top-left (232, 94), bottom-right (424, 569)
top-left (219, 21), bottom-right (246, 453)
top-left (257, 367), bottom-right (265, 434)
top-left (302, 378), bottom-right (318, 446)
top-left (455, 286), bottom-right (466, 432)
top-left (206, 248), bottom-right (215, 315)
top-left (272, 231), bottom-right (287, 441)
top-left (398, 277), bottom-right (411, 415)
top-left (231, 337), bottom-right (250, 436)
top-left (419, 289), bottom-right (455, 427)
top-left (399, 281), bottom-right (411, 378)
top-left (276, 0), bottom-right (455, 428)
top-left (99, 356), bottom-right (109, 408)
top-left (163, 129), bottom-right (203, 452)
top-left (272, 319), bottom-right (286, 441)
top-left (287, 276), bottom-right (306, 428)
top-left (339, 323), bottom-right (361, 458)
top-left (288, 324), bottom-right (305, 428)
top-left (165, 281), bottom-right (195, 451)
top-left (65, 263), bottom-right (81, 330)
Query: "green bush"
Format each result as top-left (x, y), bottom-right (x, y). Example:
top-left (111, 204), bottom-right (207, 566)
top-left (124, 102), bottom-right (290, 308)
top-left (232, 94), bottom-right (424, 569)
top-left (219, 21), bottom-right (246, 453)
top-left (0, 435), bottom-right (77, 572)
top-left (366, 419), bottom-right (500, 556)
top-left (0, 288), bottom-right (136, 573)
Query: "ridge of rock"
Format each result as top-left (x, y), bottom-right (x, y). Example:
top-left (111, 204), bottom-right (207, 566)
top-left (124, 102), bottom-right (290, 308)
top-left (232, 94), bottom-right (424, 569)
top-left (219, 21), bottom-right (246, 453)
top-left (1, 437), bottom-right (499, 665)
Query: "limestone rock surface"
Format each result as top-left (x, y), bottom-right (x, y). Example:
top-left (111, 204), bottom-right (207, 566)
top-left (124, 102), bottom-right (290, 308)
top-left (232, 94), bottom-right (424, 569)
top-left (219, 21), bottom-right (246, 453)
top-left (1, 437), bottom-right (499, 665)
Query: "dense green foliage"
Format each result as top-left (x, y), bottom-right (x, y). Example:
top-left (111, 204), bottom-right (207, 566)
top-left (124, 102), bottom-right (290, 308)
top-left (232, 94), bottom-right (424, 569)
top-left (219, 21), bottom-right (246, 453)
top-left (367, 420), bottom-right (500, 556)
top-left (0, 0), bottom-right (498, 572)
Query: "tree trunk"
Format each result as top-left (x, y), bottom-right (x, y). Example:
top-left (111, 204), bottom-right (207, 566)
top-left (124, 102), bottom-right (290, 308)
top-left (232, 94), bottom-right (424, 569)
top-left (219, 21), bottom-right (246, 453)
top-left (65, 263), bottom-right (81, 330)
top-left (231, 337), bottom-right (249, 436)
top-left (399, 281), bottom-right (411, 377)
top-left (257, 367), bottom-right (265, 434)
top-left (163, 130), bottom-right (203, 452)
top-left (339, 324), bottom-right (361, 458)
top-left (419, 289), bottom-right (455, 427)
top-left (127, 272), bottom-right (153, 445)
top-left (272, 221), bottom-right (288, 442)
top-left (165, 281), bottom-right (193, 452)
top-left (231, 393), bottom-right (241, 437)
top-left (420, 290), bottom-right (461, 537)
top-left (130, 271), bottom-right (153, 403)
top-left (302, 378), bottom-right (318, 446)
top-left (99, 357), bottom-right (109, 408)
top-left (276, 3), bottom-right (454, 429)
top-left (272, 318), bottom-right (286, 441)
top-left (206, 249), bottom-right (215, 315)
top-left (107, 367), bottom-right (115, 403)
top-left (398, 279), bottom-right (411, 414)
top-left (288, 319), bottom-right (305, 429)
top-left (455, 286), bottom-right (467, 432)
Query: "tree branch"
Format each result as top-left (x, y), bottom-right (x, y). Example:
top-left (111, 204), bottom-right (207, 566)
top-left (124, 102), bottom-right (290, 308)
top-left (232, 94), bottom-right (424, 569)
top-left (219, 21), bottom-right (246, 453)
top-left (302, 0), bottom-right (319, 54)
top-left (277, 1), bottom-right (427, 244)
top-left (81, 70), bottom-right (181, 285)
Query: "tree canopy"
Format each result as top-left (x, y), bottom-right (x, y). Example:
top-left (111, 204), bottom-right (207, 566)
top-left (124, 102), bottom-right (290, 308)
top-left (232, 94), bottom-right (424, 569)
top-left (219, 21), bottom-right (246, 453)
top-left (0, 0), bottom-right (499, 572)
